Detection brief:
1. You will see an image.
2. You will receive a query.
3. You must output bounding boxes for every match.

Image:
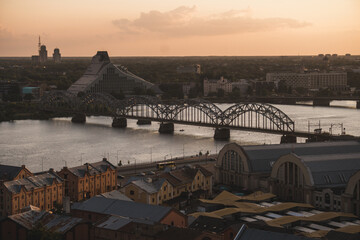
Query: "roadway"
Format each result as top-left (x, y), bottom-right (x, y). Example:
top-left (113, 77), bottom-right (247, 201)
top-left (117, 154), bottom-right (216, 177)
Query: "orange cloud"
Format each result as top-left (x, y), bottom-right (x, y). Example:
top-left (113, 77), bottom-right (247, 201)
top-left (112, 6), bottom-right (311, 37)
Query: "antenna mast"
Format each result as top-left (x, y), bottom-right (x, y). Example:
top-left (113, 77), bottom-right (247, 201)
top-left (38, 35), bottom-right (41, 52)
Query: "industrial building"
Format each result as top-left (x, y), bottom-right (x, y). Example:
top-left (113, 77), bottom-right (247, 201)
top-left (216, 141), bottom-right (360, 216)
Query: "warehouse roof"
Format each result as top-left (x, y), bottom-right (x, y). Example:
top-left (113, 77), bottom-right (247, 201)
top-left (221, 141), bottom-right (360, 173)
top-left (65, 159), bottom-right (116, 178)
top-left (71, 196), bottom-right (175, 222)
top-left (0, 164), bottom-right (30, 180)
top-left (8, 210), bottom-right (85, 233)
top-left (4, 170), bottom-right (63, 194)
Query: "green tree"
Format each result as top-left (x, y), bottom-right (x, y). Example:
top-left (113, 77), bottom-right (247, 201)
top-left (28, 223), bottom-right (62, 240)
top-left (217, 88), bottom-right (225, 98)
top-left (23, 93), bottom-right (34, 102)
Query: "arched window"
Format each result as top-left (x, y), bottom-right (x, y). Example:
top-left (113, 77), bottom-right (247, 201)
top-left (221, 150), bottom-right (242, 173)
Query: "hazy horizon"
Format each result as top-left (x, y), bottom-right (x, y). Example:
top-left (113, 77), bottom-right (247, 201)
top-left (1, 0), bottom-right (359, 57)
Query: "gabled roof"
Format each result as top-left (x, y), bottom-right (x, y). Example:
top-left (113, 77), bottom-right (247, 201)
top-left (71, 196), bottom-right (175, 222)
top-left (8, 210), bottom-right (84, 233)
top-left (159, 165), bottom-right (212, 187)
top-left (97, 190), bottom-right (133, 201)
top-left (65, 159), bottom-right (116, 178)
top-left (195, 164), bottom-right (213, 177)
top-left (0, 164), bottom-right (29, 180)
top-left (4, 171), bottom-right (63, 194)
top-left (127, 178), bottom-right (166, 194)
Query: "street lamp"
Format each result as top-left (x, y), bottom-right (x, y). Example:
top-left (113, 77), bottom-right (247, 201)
top-left (80, 153), bottom-right (84, 165)
top-left (117, 150), bottom-right (121, 165)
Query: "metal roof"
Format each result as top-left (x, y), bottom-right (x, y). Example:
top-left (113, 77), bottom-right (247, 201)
top-left (4, 171), bottom-right (63, 194)
top-left (95, 215), bottom-right (132, 230)
top-left (240, 141), bottom-right (360, 173)
top-left (8, 210), bottom-right (84, 233)
top-left (296, 153), bottom-right (360, 187)
top-left (98, 190), bottom-right (133, 201)
top-left (235, 225), bottom-right (316, 240)
top-left (67, 159), bottom-right (116, 178)
top-left (71, 196), bottom-right (173, 222)
top-left (129, 178), bottom-right (166, 194)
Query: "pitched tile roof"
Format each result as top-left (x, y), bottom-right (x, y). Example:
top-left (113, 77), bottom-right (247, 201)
top-left (4, 171), bottom-right (63, 194)
top-left (0, 164), bottom-right (26, 180)
top-left (127, 178), bottom-right (166, 194)
top-left (66, 159), bottom-right (116, 178)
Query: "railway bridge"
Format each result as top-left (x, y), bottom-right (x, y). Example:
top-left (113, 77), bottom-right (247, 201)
top-left (40, 91), bottom-right (346, 143)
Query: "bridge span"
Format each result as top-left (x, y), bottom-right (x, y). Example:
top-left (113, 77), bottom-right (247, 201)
top-left (40, 91), bottom-right (356, 143)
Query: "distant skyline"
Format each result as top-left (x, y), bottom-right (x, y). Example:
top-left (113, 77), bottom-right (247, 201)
top-left (0, 0), bottom-right (359, 56)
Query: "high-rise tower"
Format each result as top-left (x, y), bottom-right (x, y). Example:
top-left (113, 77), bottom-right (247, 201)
top-left (53, 48), bottom-right (61, 63)
top-left (39, 45), bottom-right (48, 63)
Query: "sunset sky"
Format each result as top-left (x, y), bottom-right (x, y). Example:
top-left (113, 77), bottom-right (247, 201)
top-left (0, 0), bottom-right (359, 56)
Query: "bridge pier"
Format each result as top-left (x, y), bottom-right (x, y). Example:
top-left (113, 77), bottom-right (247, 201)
top-left (137, 119), bottom-right (152, 125)
top-left (313, 99), bottom-right (330, 107)
top-left (280, 134), bottom-right (297, 144)
top-left (357, 101), bottom-right (360, 109)
top-left (214, 128), bottom-right (230, 140)
top-left (112, 117), bottom-right (127, 128)
top-left (71, 113), bottom-right (86, 123)
top-left (159, 122), bottom-right (174, 134)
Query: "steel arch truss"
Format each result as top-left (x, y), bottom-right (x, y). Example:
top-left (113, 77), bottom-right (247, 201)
top-left (41, 91), bottom-right (295, 133)
top-left (222, 103), bottom-right (294, 132)
top-left (40, 90), bottom-right (79, 111)
top-left (170, 99), bottom-right (223, 125)
top-left (80, 92), bottom-right (119, 116)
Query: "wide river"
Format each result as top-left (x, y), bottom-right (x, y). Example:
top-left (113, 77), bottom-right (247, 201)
top-left (1, 101), bottom-right (359, 172)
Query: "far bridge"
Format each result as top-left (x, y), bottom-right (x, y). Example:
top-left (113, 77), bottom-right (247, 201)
top-left (40, 91), bottom-right (350, 143)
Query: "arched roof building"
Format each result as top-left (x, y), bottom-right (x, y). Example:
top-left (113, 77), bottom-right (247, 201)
top-left (343, 170), bottom-right (360, 216)
top-left (216, 141), bottom-right (360, 192)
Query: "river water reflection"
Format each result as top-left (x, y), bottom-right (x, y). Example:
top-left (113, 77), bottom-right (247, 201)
top-left (1, 101), bottom-right (359, 172)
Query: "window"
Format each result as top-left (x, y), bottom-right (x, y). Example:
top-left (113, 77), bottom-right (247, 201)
top-left (325, 193), bottom-right (331, 204)
top-left (130, 190), bottom-right (134, 195)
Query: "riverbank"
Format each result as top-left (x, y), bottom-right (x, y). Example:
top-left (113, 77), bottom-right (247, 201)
top-left (0, 102), bottom-right (66, 122)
